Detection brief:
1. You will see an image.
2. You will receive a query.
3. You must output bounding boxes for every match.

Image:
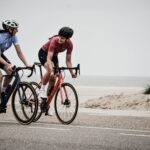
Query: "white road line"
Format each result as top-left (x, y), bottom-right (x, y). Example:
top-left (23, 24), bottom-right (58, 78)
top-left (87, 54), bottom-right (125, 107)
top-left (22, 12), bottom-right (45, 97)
top-left (29, 126), bottom-right (70, 131)
top-left (1, 120), bottom-right (150, 134)
top-left (34, 122), bottom-right (150, 133)
top-left (0, 120), bottom-right (16, 123)
top-left (120, 133), bottom-right (150, 137)
top-left (88, 112), bottom-right (150, 118)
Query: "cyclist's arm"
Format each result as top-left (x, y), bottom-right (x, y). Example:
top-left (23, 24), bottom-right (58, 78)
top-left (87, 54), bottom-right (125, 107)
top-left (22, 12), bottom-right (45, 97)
top-left (66, 53), bottom-right (76, 77)
top-left (14, 45), bottom-right (30, 67)
top-left (0, 56), bottom-right (10, 66)
top-left (0, 51), bottom-right (10, 66)
top-left (0, 51), bottom-right (12, 74)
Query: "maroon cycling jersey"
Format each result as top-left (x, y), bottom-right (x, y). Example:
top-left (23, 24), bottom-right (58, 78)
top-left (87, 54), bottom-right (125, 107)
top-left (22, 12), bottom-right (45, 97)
top-left (42, 36), bottom-right (73, 55)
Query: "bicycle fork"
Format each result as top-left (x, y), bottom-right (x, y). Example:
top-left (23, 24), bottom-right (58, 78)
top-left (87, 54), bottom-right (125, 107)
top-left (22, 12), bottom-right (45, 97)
top-left (59, 83), bottom-right (69, 106)
top-left (16, 83), bottom-right (26, 105)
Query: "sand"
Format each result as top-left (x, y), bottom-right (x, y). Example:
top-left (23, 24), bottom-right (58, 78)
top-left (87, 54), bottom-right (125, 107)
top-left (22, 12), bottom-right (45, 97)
top-left (77, 86), bottom-right (150, 111)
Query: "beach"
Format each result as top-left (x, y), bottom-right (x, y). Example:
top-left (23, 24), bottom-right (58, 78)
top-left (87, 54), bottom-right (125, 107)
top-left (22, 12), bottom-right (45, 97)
top-left (22, 75), bottom-right (150, 111)
top-left (77, 86), bottom-right (150, 111)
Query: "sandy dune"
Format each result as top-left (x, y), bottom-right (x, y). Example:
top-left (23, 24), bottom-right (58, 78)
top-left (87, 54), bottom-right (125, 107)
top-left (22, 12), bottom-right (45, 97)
top-left (78, 86), bottom-right (150, 110)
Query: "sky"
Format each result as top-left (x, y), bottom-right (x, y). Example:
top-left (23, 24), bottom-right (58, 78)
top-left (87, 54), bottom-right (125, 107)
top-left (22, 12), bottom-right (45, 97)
top-left (1, 0), bottom-right (150, 76)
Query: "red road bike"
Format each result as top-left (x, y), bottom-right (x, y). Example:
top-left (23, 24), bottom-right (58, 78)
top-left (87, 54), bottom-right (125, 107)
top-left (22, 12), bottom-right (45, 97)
top-left (30, 63), bottom-right (80, 124)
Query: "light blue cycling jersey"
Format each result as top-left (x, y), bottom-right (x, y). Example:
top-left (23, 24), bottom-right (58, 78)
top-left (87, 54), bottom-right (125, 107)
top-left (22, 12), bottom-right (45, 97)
top-left (0, 32), bottom-right (19, 53)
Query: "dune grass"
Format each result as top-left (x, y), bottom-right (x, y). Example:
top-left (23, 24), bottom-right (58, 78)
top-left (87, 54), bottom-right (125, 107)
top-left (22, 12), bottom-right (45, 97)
top-left (144, 86), bottom-right (150, 94)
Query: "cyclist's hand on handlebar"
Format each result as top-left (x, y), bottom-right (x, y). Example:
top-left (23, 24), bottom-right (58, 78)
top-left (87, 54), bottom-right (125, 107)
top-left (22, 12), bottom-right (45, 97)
top-left (71, 73), bottom-right (77, 78)
top-left (5, 63), bottom-right (13, 75)
top-left (26, 64), bottom-right (33, 68)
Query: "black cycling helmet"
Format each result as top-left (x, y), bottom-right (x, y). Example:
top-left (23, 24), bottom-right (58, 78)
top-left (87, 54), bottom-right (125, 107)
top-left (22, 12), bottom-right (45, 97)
top-left (58, 27), bottom-right (74, 39)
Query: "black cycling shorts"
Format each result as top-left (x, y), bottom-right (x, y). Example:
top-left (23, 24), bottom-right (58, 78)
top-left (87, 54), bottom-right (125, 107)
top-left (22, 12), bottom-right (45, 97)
top-left (38, 48), bottom-right (59, 67)
top-left (0, 53), bottom-right (11, 69)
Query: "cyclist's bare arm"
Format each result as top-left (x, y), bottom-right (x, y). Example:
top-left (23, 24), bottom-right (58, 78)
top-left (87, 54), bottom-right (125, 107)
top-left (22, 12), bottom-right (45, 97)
top-left (66, 53), bottom-right (77, 78)
top-left (0, 51), bottom-right (10, 66)
top-left (0, 53), bottom-right (12, 74)
top-left (15, 45), bottom-right (30, 67)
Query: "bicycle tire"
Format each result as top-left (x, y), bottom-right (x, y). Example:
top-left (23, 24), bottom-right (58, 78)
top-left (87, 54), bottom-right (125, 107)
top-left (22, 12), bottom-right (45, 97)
top-left (54, 83), bottom-right (78, 124)
top-left (11, 81), bottom-right (38, 125)
top-left (30, 81), bottom-right (42, 122)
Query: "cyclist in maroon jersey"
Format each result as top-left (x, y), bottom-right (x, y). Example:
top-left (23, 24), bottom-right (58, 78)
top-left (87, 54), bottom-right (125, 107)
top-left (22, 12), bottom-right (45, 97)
top-left (38, 27), bottom-right (77, 114)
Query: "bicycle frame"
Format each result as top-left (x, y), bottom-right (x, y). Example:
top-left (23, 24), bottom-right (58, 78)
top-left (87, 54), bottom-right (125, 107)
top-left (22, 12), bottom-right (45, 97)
top-left (1, 67), bottom-right (34, 106)
top-left (2, 72), bottom-right (21, 105)
top-left (32, 63), bottom-right (80, 112)
top-left (46, 72), bottom-right (66, 109)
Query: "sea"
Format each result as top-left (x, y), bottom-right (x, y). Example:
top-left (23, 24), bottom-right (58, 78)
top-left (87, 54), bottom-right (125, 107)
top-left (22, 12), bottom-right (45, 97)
top-left (24, 75), bottom-right (150, 88)
top-left (68, 76), bottom-right (150, 87)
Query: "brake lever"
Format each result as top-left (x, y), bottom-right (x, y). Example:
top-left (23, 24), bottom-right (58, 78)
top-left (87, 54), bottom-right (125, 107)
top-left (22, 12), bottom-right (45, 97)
top-left (78, 64), bottom-right (80, 75)
top-left (75, 64), bottom-right (80, 75)
top-left (12, 65), bottom-right (16, 71)
top-left (27, 65), bottom-right (36, 78)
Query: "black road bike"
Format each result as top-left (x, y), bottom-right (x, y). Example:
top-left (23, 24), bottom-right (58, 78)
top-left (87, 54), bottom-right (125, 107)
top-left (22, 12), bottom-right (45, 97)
top-left (1, 66), bottom-right (38, 125)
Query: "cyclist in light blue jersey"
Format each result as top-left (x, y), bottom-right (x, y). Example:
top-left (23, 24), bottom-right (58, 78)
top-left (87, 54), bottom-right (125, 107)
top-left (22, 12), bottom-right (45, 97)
top-left (0, 20), bottom-right (31, 113)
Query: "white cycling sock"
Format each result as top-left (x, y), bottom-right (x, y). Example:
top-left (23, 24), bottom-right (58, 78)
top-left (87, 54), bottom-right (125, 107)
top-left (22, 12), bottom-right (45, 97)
top-left (40, 85), bottom-right (46, 90)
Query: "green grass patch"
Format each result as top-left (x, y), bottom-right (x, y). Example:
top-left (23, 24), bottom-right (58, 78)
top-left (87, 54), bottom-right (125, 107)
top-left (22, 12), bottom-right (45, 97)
top-left (144, 86), bottom-right (150, 94)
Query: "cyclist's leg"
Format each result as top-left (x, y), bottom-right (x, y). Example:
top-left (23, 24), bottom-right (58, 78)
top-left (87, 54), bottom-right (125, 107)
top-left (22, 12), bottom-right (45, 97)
top-left (38, 49), bottom-right (52, 112)
top-left (45, 75), bottom-right (56, 116)
top-left (47, 75), bottom-right (56, 96)
top-left (1, 53), bottom-right (12, 92)
top-left (0, 69), bottom-right (2, 105)
top-left (0, 54), bottom-right (12, 113)
top-left (0, 70), bottom-right (6, 113)
top-left (47, 55), bottom-right (59, 96)
top-left (38, 49), bottom-right (50, 98)
top-left (45, 56), bottom-right (58, 116)
top-left (40, 62), bottom-right (52, 112)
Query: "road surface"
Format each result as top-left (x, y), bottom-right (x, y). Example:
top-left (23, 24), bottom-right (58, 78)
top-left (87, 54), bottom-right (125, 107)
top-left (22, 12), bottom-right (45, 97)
top-left (0, 106), bottom-right (150, 150)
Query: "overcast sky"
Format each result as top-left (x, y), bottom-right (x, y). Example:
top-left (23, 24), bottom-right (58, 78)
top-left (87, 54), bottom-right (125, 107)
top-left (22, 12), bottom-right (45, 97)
top-left (1, 0), bottom-right (150, 76)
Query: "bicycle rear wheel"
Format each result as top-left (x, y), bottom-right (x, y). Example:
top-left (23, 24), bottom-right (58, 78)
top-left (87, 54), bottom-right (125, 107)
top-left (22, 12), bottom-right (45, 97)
top-left (11, 81), bottom-right (38, 125)
top-left (30, 81), bottom-right (42, 122)
top-left (54, 83), bottom-right (78, 124)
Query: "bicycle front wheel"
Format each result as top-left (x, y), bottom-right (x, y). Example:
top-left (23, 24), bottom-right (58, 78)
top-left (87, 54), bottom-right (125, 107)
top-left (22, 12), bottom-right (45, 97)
top-left (11, 81), bottom-right (38, 125)
top-left (54, 83), bottom-right (78, 124)
top-left (30, 81), bottom-right (42, 122)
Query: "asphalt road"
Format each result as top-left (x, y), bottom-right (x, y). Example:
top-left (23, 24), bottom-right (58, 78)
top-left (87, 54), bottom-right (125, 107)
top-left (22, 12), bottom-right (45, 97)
top-left (0, 106), bottom-right (150, 150)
